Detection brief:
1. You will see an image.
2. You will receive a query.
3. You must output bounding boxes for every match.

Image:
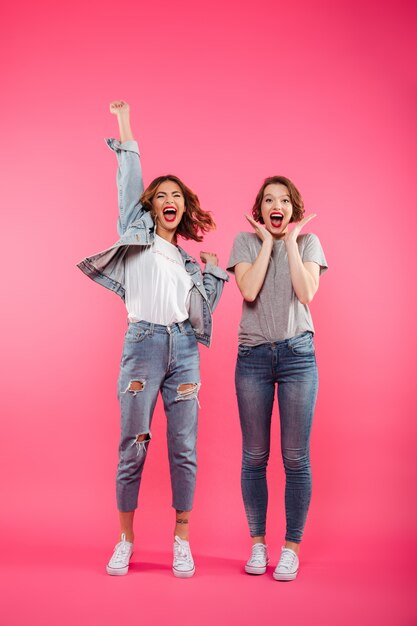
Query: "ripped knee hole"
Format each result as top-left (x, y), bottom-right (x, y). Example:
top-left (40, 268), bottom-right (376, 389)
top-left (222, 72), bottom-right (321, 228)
top-left (131, 432), bottom-right (152, 455)
top-left (178, 383), bottom-right (199, 394)
top-left (125, 380), bottom-right (145, 395)
top-left (135, 433), bottom-right (150, 443)
top-left (175, 382), bottom-right (201, 405)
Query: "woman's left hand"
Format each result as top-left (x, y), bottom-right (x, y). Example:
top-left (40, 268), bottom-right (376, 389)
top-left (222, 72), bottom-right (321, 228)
top-left (200, 251), bottom-right (218, 266)
top-left (284, 214), bottom-right (317, 244)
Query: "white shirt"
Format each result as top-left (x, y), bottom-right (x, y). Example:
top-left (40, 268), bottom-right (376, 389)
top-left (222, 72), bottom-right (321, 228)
top-left (125, 234), bottom-right (193, 325)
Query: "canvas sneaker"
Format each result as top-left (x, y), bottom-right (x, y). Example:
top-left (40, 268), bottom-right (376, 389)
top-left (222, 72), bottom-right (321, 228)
top-left (172, 535), bottom-right (195, 578)
top-left (106, 533), bottom-right (134, 576)
top-left (273, 547), bottom-right (299, 581)
top-left (245, 543), bottom-right (269, 575)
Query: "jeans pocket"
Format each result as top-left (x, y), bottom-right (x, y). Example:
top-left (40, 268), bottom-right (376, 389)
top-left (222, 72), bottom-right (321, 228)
top-left (125, 325), bottom-right (150, 343)
top-left (237, 344), bottom-right (253, 358)
top-left (289, 333), bottom-right (315, 356)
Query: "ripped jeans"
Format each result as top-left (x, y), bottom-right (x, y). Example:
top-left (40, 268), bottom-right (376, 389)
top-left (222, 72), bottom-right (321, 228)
top-left (235, 332), bottom-right (318, 543)
top-left (116, 319), bottom-right (200, 512)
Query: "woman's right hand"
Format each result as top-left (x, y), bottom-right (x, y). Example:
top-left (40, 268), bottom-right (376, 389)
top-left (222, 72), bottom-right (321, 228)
top-left (234, 217), bottom-right (274, 302)
top-left (109, 101), bottom-right (133, 142)
top-left (245, 214), bottom-right (273, 245)
top-left (110, 100), bottom-right (130, 116)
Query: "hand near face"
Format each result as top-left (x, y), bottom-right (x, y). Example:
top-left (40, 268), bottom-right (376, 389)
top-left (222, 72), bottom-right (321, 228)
top-left (200, 251), bottom-right (218, 266)
top-left (109, 100), bottom-right (130, 116)
top-left (284, 214), bottom-right (317, 244)
top-left (245, 214), bottom-right (274, 244)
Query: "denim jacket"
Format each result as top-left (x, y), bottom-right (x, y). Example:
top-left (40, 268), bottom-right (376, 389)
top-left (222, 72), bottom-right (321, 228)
top-left (77, 139), bottom-right (228, 347)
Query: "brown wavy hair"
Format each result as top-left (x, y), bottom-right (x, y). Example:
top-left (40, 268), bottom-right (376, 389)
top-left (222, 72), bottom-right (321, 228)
top-left (252, 176), bottom-right (304, 224)
top-left (140, 175), bottom-right (215, 242)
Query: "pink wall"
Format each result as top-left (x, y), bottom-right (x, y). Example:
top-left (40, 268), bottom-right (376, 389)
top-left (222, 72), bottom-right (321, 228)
top-left (1, 0), bottom-right (416, 582)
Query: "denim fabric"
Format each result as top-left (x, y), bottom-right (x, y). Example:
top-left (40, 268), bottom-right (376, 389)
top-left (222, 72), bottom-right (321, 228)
top-left (117, 319), bottom-right (200, 512)
top-left (77, 139), bottom-right (228, 347)
top-left (235, 332), bottom-right (318, 543)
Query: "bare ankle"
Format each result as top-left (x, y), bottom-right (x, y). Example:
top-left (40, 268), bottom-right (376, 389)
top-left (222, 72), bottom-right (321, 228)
top-left (285, 541), bottom-right (300, 555)
top-left (252, 536), bottom-right (266, 545)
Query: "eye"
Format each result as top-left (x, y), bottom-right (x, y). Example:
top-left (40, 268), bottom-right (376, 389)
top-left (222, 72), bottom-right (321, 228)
top-left (283, 198), bottom-right (290, 204)
top-left (265, 198), bottom-right (272, 203)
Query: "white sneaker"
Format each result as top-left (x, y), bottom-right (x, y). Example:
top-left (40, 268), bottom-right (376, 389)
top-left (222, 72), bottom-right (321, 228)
top-left (245, 543), bottom-right (269, 575)
top-left (273, 547), bottom-right (299, 581)
top-left (106, 533), bottom-right (134, 576)
top-left (172, 536), bottom-right (195, 578)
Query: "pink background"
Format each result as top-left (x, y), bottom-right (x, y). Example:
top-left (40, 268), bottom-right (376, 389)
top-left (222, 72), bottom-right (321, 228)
top-left (1, 0), bottom-right (416, 624)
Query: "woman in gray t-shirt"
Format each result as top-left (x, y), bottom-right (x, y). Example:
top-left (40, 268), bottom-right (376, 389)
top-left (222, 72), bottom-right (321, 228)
top-left (227, 175), bottom-right (328, 581)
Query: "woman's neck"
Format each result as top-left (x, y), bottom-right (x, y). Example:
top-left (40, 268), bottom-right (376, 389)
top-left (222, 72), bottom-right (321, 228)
top-left (156, 224), bottom-right (177, 244)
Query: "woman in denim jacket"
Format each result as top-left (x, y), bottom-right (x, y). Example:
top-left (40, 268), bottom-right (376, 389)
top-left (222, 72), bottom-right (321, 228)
top-left (228, 176), bottom-right (327, 581)
top-left (78, 101), bottom-right (228, 578)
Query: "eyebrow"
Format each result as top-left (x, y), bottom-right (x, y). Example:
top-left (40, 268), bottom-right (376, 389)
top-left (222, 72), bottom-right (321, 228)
top-left (155, 190), bottom-right (182, 195)
top-left (264, 193), bottom-right (290, 199)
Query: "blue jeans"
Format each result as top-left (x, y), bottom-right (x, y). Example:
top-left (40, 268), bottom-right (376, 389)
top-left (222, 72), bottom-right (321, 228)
top-left (235, 332), bottom-right (318, 543)
top-left (116, 319), bottom-right (200, 512)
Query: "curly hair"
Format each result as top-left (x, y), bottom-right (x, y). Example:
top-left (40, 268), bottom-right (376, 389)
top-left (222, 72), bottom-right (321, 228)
top-left (252, 176), bottom-right (304, 224)
top-left (140, 175), bottom-right (215, 242)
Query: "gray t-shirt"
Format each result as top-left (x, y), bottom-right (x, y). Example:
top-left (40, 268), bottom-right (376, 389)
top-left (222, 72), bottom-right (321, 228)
top-left (227, 232), bottom-right (328, 346)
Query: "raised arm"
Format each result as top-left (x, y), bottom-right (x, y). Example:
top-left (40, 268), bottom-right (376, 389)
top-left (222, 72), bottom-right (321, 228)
top-left (234, 215), bottom-right (274, 302)
top-left (284, 215), bottom-right (320, 305)
top-left (110, 101), bottom-right (134, 141)
top-left (108, 100), bottom-right (145, 235)
top-left (200, 251), bottom-right (229, 312)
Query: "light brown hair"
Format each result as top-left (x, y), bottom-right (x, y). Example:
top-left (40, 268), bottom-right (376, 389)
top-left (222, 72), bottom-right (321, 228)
top-left (252, 176), bottom-right (304, 224)
top-left (140, 175), bottom-right (215, 242)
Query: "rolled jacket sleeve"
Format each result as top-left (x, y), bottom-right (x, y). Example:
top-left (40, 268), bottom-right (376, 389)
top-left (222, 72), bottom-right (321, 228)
top-left (203, 263), bottom-right (229, 281)
top-left (105, 138), bottom-right (144, 236)
top-left (202, 264), bottom-right (228, 313)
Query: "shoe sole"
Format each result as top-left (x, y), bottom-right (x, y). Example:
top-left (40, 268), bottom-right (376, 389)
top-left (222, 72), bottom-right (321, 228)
top-left (106, 565), bottom-right (129, 575)
top-left (245, 564), bottom-right (268, 575)
top-left (106, 553), bottom-right (133, 576)
top-left (172, 566), bottom-right (196, 578)
top-left (273, 569), bottom-right (298, 581)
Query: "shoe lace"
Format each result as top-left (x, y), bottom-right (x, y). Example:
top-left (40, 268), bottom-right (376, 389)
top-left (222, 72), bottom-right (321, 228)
top-left (250, 543), bottom-right (267, 565)
top-left (174, 538), bottom-right (192, 564)
top-left (279, 549), bottom-right (296, 570)
top-left (112, 539), bottom-right (131, 565)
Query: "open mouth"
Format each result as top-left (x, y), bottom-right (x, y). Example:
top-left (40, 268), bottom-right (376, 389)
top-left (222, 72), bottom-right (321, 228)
top-left (163, 207), bottom-right (177, 223)
top-left (270, 211), bottom-right (284, 228)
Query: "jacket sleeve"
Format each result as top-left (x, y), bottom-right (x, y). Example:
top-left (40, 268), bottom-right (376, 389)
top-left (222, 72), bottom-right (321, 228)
top-left (106, 138), bottom-right (146, 236)
top-left (202, 263), bottom-right (229, 313)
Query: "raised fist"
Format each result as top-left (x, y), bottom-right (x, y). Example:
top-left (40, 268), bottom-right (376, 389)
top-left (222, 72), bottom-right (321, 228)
top-left (109, 101), bottom-right (130, 115)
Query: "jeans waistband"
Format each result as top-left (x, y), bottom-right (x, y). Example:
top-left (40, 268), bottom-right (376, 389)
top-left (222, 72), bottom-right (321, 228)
top-left (273, 331), bottom-right (313, 346)
top-left (128, 319), bottom-right (191, 335)
top-left (240, 331), bottom-right (313, 349)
